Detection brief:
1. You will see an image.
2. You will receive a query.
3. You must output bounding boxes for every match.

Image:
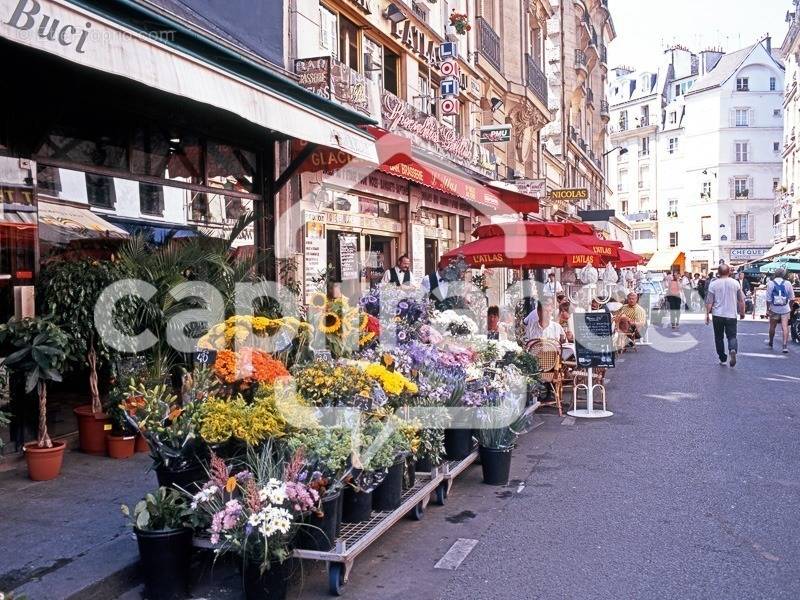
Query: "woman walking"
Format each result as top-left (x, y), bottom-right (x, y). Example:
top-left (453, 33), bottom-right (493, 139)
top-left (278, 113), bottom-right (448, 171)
top-left (666, 272), bottom-right (682, 330)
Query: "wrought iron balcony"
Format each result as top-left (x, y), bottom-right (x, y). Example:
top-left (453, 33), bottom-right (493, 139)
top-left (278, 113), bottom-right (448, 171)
top-left (476, 17), bottom-right (501, 72)
top-left (525, 53), bottom-right (548, 105)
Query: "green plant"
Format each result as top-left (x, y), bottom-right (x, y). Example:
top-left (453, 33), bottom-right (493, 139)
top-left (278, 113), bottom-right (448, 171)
top-left (0, 317), bottom-right (70, 448)
top-left (508, 351), bottom-right (540, 384)
top-left (121, 487), bottom-right (194, 531)
top-left (474, 402), bottom-right (531, 450)
top-left (0, 410), bottom-right (10, 450)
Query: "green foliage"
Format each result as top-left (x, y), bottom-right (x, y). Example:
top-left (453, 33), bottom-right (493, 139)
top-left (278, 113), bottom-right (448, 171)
top-left (121, 487), bottom-right (193, 531)
top-left (0, 317), bottom-right (69, 394)
top-left (286, 427), bottom-right (353, 480)
top-left (0, 409), bottom-right (10, 450)
top-left (508, 352), bottom-right (540, 384)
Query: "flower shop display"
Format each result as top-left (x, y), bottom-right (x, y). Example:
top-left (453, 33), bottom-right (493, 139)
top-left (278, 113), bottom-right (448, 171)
top-left (121, 486), bottom-right (195, 600)
top-left (0, 316), bottom-right (70, 480)
top-left (306, 294), bottom-right (376, 358)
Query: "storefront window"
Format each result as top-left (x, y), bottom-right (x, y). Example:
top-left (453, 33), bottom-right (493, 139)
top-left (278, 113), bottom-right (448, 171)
top-left (38, 126), bottom-right (128, 170)
top-left (131, 125), bottom-right (203, 185)
top-left (139, 182), bottom-right (165, 216)
top-left (207, 141), bottom-right (256, 194)
top-left (85, 173), bottom-right (116, 209)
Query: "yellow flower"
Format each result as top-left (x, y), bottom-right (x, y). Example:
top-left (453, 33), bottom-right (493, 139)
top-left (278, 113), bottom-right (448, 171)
top-left (320, 312), bottom-right (342, 334)
top-left (309, 292), bottom-right (328, 309)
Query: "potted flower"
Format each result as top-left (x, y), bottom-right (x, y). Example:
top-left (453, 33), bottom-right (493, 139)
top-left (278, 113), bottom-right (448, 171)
top-left (0, 317), bottom-right (70, 481)
top-left (121, 487), bottom-right (195, 600)
top-left (40, 260), bottom-right (131, 456)
top-left (449, 10), bottom-right (471, 35)
top-left (106, 382), bottom-right (138, 459)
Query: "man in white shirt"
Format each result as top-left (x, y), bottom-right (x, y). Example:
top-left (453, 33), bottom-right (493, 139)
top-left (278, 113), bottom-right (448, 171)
top-left (705, 264), bottom-right (746, 366)
top-left (541, 272), bottom-right (563, 299)
top-left (381, 254), bottom-right (416, 287)
top-left (525, 300), bottom-right (567, 345)
top-left (765, 267), bottom-right (795, 353)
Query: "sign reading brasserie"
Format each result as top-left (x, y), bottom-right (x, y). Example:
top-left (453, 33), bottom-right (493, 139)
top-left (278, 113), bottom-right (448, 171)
top-left (550, 188), bottom-right (589, 200)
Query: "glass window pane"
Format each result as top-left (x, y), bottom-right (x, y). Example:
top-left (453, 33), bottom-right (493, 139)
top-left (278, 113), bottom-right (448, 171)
top-left (85, 173), bottom-right (117, 209)
top-left (131, 125), bottom-right (203, 185)
top-left (37, 126), bottom-right (128, 170)
top-left (207, 141), bottom-right (256, 193)
top-left (139, 182), bottom-right (165, 216)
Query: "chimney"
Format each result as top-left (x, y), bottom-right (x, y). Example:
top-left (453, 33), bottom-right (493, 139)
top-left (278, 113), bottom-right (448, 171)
top-left (765, 35), bottom-right (772, 54)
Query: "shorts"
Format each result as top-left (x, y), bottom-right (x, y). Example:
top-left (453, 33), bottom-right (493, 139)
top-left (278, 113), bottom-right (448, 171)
top-left (770, 312), bottom-right (790, 323)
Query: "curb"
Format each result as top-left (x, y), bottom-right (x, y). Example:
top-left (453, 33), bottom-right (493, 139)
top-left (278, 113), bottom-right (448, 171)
top-left (12, 534), bottom-right (139, 600)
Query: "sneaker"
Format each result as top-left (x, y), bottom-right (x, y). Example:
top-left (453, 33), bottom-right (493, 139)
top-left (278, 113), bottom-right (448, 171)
top-left (719, 356), bottom-right (727, 365)
top-left (782, 346), bottom-right (789, 354)
top-left (729, 350), bottom-right (737, 367)
top-left (766, 340), bottom-right (773, 349)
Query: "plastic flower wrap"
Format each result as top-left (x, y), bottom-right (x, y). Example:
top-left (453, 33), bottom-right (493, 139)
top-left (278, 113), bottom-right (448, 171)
top-left (432, 310), bottom-right (478, 337)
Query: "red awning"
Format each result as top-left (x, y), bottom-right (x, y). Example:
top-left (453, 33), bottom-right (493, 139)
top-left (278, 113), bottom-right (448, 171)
top-left (440, 235), bottom-right (599, 269)
top-left (563, 233), bottom-right (623, 262)
top-left (473, 221), bottom-right (594, 238)
top-left (614, 248), bottom-right (645, 268)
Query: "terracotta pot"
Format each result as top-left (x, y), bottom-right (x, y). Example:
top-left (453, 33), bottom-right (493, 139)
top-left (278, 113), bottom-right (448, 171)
top-left (25, 441), bottom-right (66, 481)
top-left (135, 434), bottom-right (150, 454)
top-left (73, 405), bottom-right (110, 455)
top-left (107, 434), bottom-right (136, 459)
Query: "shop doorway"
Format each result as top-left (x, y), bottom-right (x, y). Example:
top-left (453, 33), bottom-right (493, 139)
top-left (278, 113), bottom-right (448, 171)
top-left (424, 238), bottom-right (438, 276)
top-left (364, 235), bottom-right (393, 288)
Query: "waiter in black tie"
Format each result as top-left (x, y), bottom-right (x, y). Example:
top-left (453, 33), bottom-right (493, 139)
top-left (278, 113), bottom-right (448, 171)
top-left (381, 254), bottom-right (416, 287)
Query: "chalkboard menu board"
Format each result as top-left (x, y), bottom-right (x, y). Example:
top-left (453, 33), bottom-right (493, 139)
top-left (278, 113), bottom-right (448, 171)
top-left (574, 310), bottom-right (615, 369)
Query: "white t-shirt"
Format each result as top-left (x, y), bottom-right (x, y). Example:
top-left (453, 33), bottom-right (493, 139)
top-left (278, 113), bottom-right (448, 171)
top-left (541, 280), bottom-right (563, 297)
top-left (766, 278), bottom-right (795, 315)
top-left (528, 320), bottom-right (566, 342)
top-left (706, 277), bottom-right (745, 319)
top-left (381, 267), bottom-right (416, 286)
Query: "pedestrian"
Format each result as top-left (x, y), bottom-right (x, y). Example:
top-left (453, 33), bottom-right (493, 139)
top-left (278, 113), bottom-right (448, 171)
top-left (697, 273), bottom-right (707, 301)
top-left (765, 267), bottom-right (795, 353)
top-left (381, 253), bottom-right (416, 287)
top-left (680, 272), bottom-right (692, 310)
top-left (736, 270), bottom-right (751, 294)
top-left (541, 272), bottom-right (563, 299)
top-left (705, 264), bottom-right (746, 366)
top-left (666, 272), bottom-right (682, 329)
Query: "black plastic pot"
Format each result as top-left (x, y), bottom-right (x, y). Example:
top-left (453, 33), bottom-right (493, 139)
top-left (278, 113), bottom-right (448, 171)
top-left (415, 455), bottom-right (439, 473)
top-left (134, 527), bottom-right (193, 600)
top-left (404, 456), bottom-right (416, 490)
top-left (242, 559), bottom-right (291, 600)
top-left (155, 461), bottom-right (207, 493)
top-left (372, 460), bottom-right (404, 511)
top-left (335, 487), bottom-right (344, 534)
top-left (444, 429), bottom-right (473, 460)
top-left (478, 446), bottom-right (512, 486)
top-left (296, 491), bottom-right (340, 552)
top-left (342, 487), bottom-right (373, 523)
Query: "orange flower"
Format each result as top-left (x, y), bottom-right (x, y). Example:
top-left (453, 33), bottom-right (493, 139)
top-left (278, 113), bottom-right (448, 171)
top-left (225, 476), bottom-right (237, 493)
top-left (168, 407), bottom-right (183, 421)
top-left (213, 348), bottom-right (289, 386)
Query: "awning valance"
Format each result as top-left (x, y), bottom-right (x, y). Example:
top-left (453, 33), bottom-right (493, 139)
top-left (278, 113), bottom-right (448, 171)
top-left (0, 0), bottom-right (379, 163)
top-left (645, 249), bottom-right (684, 272)
top-left (37, 201), bottom-right (128, 244)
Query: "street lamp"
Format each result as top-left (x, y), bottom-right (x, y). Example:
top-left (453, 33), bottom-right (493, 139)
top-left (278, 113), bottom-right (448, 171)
top-left (602, 145), bottom-right (628, 158)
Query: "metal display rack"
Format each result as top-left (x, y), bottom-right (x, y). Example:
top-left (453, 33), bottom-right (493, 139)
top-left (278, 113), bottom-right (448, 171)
top-left (293, 471), bottom-right (445, 595)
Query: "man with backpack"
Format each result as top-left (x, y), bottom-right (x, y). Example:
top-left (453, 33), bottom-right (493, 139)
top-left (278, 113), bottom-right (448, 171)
top-left (766, 267), bottom-right (796, 353)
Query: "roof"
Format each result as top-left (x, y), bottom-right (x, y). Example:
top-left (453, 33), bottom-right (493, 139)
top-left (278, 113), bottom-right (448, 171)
top-left (689, 42), bottom-right (783, 94)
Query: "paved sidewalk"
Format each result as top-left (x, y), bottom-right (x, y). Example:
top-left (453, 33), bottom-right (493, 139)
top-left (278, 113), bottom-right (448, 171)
top-left (0, 449), bottom-right (156, 599)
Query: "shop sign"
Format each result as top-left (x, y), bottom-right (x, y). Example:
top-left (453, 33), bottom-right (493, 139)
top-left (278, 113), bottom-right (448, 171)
top-left (303, 211), bottom-right (327, 302)
top-left (411, 223), bottom-right (425, 280)
top-left (381, 91), bottom-right (495, 177)
top-left (294, 56), bottom-right (332, 99)
top-left (550, 188), bottom-right (588, 200)
top-left (348, 0), bottom-right (372, 14)
top-left (339, 234), bottom-right (359, 280)
top-left (305, 169), bottom-right (409, 204)
top-left (4, 0), bottom-right (92, 55)
top-left (512, 179), bottom-right (546, 197)
top-left (479, 125), bottom-right (512, 144)
top-left (730, 247), bottom-right (770, 260)
top-left (324, 210), bottom-right (402, 233)
top-left (390, 20), bottom-right (440, 66)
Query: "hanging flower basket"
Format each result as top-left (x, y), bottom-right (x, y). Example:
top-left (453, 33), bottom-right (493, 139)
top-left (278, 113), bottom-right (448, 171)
top-left (449, 11), bottom-right (471, 35)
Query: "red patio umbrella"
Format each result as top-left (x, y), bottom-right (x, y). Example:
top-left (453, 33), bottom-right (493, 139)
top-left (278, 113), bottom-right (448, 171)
top-left (472, 221), bottom-right (594, 239)
top-left (440, 235), bottom-right (599, 269)
top-left (612, 248), bottom-right (645, 268)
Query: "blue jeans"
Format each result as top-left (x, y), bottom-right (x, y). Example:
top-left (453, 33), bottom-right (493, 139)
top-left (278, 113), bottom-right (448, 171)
top-left (712, 316), bottom-right (738, 361)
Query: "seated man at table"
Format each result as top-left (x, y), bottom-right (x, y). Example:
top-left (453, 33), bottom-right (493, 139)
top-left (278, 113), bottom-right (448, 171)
top-left (557, 299), bottom-right (575, 343)
top-left (526, 299), bottom-right (567, 346)
top-left (614, 292), bottom-right (647, 343)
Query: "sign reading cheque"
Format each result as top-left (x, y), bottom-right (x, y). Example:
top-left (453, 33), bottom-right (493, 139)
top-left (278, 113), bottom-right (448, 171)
top-left (574, 311), bottom-right (615, 369)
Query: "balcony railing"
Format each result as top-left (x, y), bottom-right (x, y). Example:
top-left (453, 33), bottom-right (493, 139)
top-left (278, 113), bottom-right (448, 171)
top-left (639, 116), bottom-right (650, 127)
top-left (476, 17), bottom-right (501, 72)
top-left (575, 49), bottom-right (587, 70)
top-left (525, 53), bottom-right (548, 105)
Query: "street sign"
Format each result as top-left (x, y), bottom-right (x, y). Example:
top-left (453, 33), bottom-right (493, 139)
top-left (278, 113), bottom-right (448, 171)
top-left (440, 59), bottom-right (459, 77)
top-left (574, 311), bottom-right (615, 369)
top-left (440, 77), bottom-right (460, 97)
top-left (478, 125), bottom-right (512, 143)
top-left (440, 42), bottom-right (458, 59)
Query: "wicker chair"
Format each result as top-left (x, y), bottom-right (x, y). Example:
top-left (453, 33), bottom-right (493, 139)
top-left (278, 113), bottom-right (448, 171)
top-left (527, 338), bottom-right (565, 416)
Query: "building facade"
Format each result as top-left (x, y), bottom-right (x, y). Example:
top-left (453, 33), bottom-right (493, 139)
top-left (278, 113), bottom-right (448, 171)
top-left (542, 0), bottom-right (616, 219)
top-left (777, 1), bottom-right (800, 257)
top-left (607, 40), bottom-right (784, 273)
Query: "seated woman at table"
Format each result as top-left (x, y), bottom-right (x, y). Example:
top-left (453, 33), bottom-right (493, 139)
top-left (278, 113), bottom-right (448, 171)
top-left (557, 299), bottom-right (575, 343)
top-left (614, 292), bottom-right (647, 342)
top-left (525, 300), bottom-right (567, 346)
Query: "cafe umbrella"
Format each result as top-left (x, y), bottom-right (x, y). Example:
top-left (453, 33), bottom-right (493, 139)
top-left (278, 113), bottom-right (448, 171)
top-left (759, 256), bottom-right (800, 274)
top-left (439, 234), bottom-right (600, 269)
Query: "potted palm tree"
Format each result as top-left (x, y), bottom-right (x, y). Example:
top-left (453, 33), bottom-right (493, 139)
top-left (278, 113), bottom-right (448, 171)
top-left (0, 316), bottom-right (70, 480)
top-left (40, 259), bottom-right (131, 455)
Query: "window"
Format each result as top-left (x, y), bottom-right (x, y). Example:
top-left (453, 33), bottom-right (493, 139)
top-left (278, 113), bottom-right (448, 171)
top-left (319, 5), bottom-right (339, 56)
top-left (774, 108), bottom-right (782, 117)
top-left (139, 182), bottom-right (165, 216)
top-left (417, 74), bottom-right (432, 114)
top-left (338, 14), bottom-right (360, 71)
top-left (638, 165), bottom-right (649, 188)
top-left (638, 195), bottom-right (649, 211)
top-left (363, 37), bottom-right (383, 86)
top-left (383, 49), bottom-right (400, 95)
top-left (674, 83), bottom-right (680, 96)
top-left (734, 108), bottom-right (749, 127)
top-left (668, 199), bottom-right (678, 214)
top-left (735, 214), bottom-right (750, 241)
top-left (774, 178), bottom-right (781, 191)
top-left (640, 137), bottom-right (650, 156)
top-left (736, 77), bottom-right (749, 91)
top-left (735, 141), bottom-right (749, 162)
top-left (668, 137), bottom-right (679, 154)
top-left (669, 111), bottom-right (677, 125)
top-left (701, 181), bottom-right (711, 197)
top-left (770, 77), bottom-right (777, 91)
top-left (669, 231), bottom-right (679, 247)
top-left (619, 110), bottom-right (628, 131)
top-left (774, 141), bottom-right (781, 153)
top-left (701, 216), bottom-right (711, 241)
top-left (734, 177), bottom-right (749, 197)
top-left (85, 173), bottom-right (116, 209)
top-left (620, 200), bottom-right (628, 214)
top-left (641, 105), bottom-right (650, 126)
top-left (634, 229), bottom-right (655, 240)
top-left (617, 168), bottom-right (628, 192)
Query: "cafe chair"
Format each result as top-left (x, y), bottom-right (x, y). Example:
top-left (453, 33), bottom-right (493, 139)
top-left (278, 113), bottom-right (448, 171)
top-left (527, 338), bottom-right (565, 417)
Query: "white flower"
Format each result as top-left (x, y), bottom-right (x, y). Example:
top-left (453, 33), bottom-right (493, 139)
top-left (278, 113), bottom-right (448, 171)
top-left (258, 479), bottom-right (287, 506)
top-left (191, 485), bottom-right (218, 509)
top-left (258, 505), bottom-right (293, 539)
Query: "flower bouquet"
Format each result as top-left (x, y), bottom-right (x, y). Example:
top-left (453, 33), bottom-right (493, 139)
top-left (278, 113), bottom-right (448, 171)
top-left (449, 10), bottom-right (471, 34)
